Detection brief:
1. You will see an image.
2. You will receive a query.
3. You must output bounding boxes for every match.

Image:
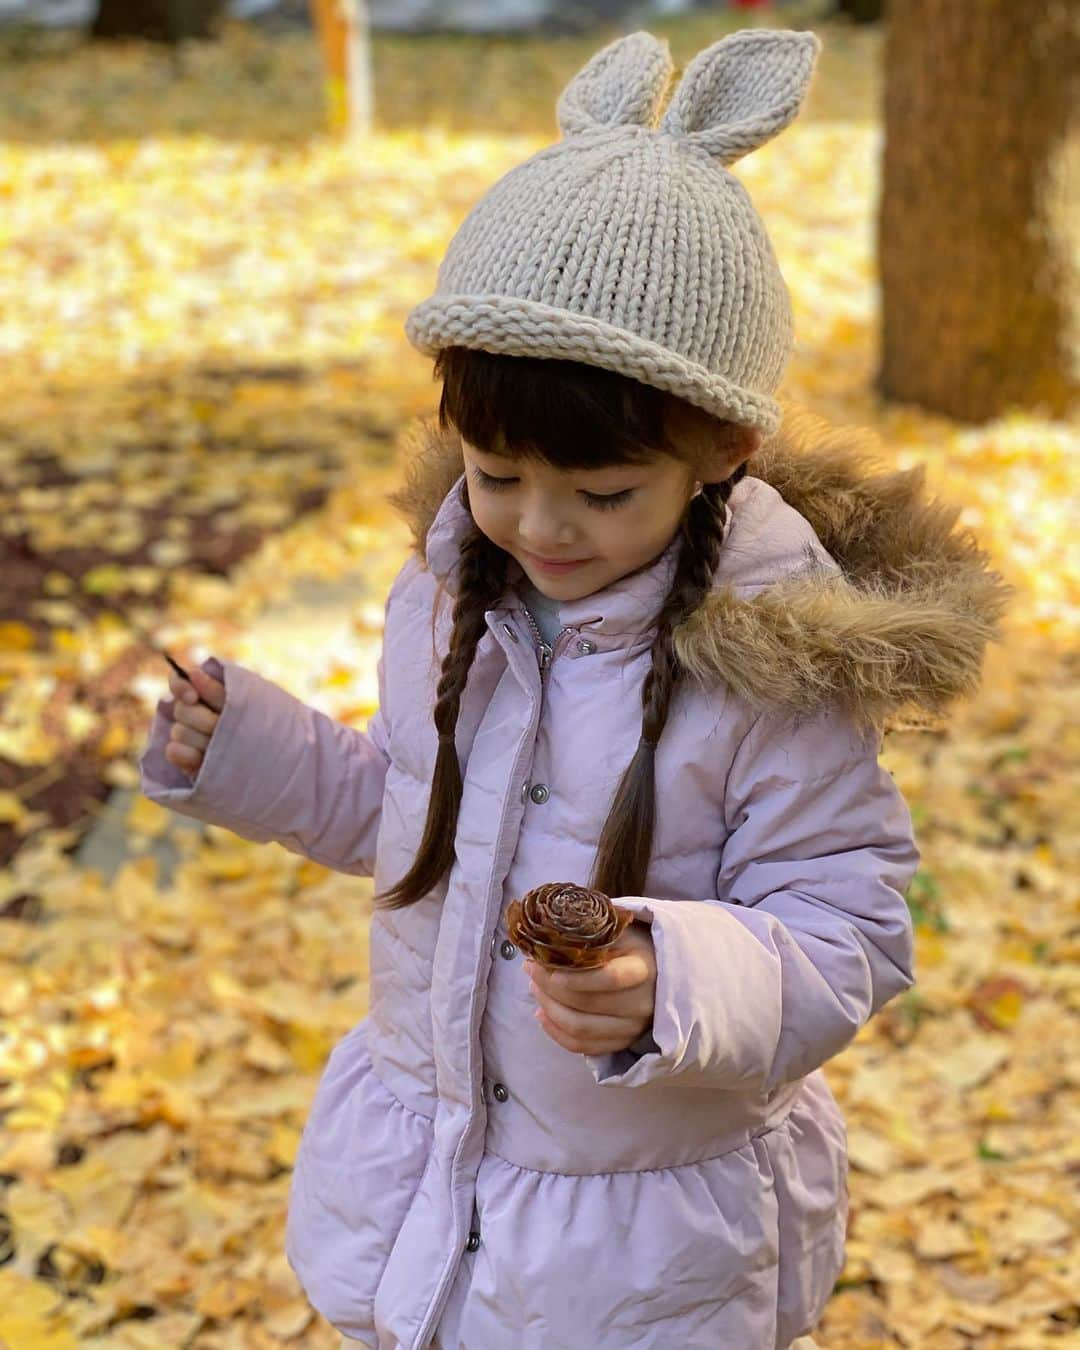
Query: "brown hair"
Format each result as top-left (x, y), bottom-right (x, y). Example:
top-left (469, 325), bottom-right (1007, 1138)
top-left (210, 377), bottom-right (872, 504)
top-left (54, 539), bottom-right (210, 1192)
top-left (374, 346), bottom-right (751, 911)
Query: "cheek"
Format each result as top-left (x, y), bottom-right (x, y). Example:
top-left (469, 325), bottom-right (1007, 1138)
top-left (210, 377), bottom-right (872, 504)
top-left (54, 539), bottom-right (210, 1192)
top-left (467, 494), bottom-right (505, 542)
top-left (609, 505), bottom-right (672, 555)
top-left (572, 508), bottom-right (657, 563)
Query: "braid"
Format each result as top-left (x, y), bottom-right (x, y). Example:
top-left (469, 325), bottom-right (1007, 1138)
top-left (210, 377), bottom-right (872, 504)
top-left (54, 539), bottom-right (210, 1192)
top-left (433, 529), bottom-right (501, 744)
top-left (377, 461), bottom-right (747, 910)
top-left (375, 483), bottom-right (508, 910)
top-left (589, 463), bottom-right (747, 897)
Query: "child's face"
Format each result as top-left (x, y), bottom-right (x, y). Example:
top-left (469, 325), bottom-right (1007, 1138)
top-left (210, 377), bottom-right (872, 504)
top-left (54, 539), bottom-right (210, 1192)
top-left (461, 441), bottom-right (700, 601)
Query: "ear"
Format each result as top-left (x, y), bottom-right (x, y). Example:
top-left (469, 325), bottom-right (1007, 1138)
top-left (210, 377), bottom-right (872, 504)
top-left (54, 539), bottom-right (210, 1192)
top-left (709, 422), bottom-right (763, 479)
top-left (658, 28), bottom-right (820, 166)
top-left (556, 31), bottom-right (675, 137)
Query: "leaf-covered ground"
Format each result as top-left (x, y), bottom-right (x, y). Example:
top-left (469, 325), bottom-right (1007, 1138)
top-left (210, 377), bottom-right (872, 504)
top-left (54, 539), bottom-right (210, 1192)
top-left (0, 9), bottom-right (1077, 1347)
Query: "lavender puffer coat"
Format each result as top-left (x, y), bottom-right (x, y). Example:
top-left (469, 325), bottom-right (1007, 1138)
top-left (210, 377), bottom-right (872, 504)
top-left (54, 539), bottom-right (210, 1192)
top-left (139, 405), bottom-right (1007, 1349)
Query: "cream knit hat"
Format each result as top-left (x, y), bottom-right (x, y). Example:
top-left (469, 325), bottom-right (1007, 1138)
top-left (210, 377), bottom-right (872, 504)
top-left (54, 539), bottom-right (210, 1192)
top-left (405, 27), bottom-right (821, 441)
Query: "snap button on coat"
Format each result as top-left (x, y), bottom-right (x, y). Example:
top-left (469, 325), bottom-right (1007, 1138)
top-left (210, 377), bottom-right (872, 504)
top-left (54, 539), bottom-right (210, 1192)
top-left (576, 638), bottom-right (597, 654)
top-left (465, 1232), bottom-right (481, 1252)
top-left (493, 1083), bottom-right (509, 1102)
top-left (528, 783), bottom-right (549, 804)
top-left (499, 940), bottom-right (517, 960)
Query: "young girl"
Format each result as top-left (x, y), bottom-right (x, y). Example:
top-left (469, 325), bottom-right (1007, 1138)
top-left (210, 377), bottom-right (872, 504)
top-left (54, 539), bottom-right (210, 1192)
top-left (140, 28), bottom-right (1009, 1350)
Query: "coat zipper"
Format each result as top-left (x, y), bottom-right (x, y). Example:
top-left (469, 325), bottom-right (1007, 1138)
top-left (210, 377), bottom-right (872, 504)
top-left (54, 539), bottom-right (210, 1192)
top-left (414, 606), bottom-right (571, 1347)
top-left (519, 605), bottom-right (574, 678)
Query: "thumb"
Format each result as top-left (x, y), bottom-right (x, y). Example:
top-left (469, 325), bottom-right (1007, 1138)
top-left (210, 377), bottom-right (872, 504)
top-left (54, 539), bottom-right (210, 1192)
top-left (173, 650), bottom-right (226, 713)
top-left (190, 657), bottom-right (226, 713)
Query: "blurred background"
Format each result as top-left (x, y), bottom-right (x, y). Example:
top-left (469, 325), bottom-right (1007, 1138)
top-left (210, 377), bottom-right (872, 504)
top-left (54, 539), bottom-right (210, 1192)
top-left (0, 1), bottom-right (1076, 1345)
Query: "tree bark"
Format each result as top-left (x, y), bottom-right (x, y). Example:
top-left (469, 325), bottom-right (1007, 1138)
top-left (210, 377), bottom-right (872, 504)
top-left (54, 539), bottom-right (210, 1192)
top-left (91, 0), bottom-right (227, 42)
top-left (878, 0), bottom-right (1078, 422)
top-left (834, 0), bottom-right (885, 22)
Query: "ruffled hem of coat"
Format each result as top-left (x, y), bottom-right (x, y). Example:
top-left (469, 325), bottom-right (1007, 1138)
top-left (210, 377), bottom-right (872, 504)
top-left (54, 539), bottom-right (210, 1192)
top-left (285, 1020), bottom-right (435, 1343)
top-left (431, 1071), bottom-right (846, 1350)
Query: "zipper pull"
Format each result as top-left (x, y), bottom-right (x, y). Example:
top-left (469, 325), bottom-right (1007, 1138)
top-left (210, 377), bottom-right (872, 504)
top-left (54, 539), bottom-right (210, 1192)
top-left (539, 644), bottom-right (552, 673)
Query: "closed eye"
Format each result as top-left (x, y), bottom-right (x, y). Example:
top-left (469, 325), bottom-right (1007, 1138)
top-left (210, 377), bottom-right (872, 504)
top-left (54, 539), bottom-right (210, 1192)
top-left (470, 467), bottom-right (635, 511)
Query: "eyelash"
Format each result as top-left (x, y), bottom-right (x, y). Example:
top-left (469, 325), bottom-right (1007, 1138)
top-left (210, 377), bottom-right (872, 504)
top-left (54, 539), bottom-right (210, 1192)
top-left (470, 468), bottom-right (635, 512)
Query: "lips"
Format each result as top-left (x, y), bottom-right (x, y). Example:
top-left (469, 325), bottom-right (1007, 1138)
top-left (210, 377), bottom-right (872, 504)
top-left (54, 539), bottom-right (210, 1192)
top-left (523, 550), bottom-right (592, 567)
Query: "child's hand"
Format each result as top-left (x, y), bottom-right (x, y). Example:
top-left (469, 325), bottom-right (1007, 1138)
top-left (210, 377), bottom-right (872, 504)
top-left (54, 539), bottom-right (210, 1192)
top-left (164, 655), bottom-right (226, 777)
top-left (524, 920), bottom-right (657, 1056)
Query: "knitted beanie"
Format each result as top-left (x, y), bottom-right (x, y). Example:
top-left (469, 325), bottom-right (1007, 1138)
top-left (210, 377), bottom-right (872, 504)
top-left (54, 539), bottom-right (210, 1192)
top-left (404, 27), bottom-right (821, 441)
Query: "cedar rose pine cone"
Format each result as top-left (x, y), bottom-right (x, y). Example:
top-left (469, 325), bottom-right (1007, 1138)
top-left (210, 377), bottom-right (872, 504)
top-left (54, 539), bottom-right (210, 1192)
top-left (506, 882), bottom-right (634, 971)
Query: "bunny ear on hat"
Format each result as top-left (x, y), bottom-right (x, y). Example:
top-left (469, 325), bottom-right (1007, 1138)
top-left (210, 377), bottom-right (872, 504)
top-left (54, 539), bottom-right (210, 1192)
top-left (406, 26), bottom-right (822, 441)
top-left (659, 28), bottom-right (821, 166)
top-left (556, 30), bottom-right (675, 135)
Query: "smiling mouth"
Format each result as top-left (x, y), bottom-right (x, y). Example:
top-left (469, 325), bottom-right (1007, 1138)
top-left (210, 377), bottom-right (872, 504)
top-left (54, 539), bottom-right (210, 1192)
top-left (523, 550), bottom-right (592, 565)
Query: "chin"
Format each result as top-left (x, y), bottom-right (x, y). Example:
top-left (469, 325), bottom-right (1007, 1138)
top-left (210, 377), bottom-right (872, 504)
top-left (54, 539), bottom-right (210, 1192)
top-left (531, 575), bottom-right (597, 602)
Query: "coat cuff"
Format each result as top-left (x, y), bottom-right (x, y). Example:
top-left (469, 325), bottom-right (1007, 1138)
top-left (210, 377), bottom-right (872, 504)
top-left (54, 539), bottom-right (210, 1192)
top-left (138, 656), bottom-right (281, 840)
top-left (138, 654), bottom-right (391, 875)
top-left (582, 895), bottom-right (780, 1091)
top-left (627, 1028), bottom-right (661, 1057)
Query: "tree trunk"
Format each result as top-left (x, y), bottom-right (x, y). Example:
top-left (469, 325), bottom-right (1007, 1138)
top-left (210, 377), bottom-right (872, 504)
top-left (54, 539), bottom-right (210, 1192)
top-left (878, 0), bottom-right (1078, 422)
top-left (91, 0), bottom-right (227, 42)
top-left (834, 0), bottom-right (885, 22)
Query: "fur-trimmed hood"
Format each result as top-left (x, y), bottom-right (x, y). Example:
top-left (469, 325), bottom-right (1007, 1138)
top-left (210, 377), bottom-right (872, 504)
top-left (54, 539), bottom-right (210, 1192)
top-left (386, 401), bottom-right (1013, 735)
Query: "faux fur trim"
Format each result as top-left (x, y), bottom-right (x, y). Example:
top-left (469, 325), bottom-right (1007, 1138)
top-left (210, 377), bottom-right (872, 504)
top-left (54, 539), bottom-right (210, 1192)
top-left (386, 401), bottom-right (1013, 735)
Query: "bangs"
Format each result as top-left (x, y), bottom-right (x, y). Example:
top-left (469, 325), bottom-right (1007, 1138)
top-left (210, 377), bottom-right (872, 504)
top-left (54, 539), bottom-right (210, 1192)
top-left (433, 346), bottom-right (677, 471)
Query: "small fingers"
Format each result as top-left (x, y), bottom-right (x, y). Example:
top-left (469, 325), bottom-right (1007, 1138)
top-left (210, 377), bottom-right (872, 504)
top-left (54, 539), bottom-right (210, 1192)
top-left (541, 983), bottom-right (642, 1018)
top-left (172, 699), bottom-right (219, 734)
top-left (526, 958), bottom-right (646, 1014)
top-left (533, 1009), bottom-right (584, 1053)
top-left (530, 982), bottom-right (635, 1051)
top-left (527, 954), bottom-right (646, 996)
top-left (170, 722), bottom-right (210, 752)
top-left (166, 740), bottom-right (203, 772)
top-left (533, 1006), bottom-right (632, 1056)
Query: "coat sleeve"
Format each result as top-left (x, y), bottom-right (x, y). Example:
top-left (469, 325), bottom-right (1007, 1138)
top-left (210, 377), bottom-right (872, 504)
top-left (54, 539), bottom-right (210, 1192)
top-left (583, 700), bottom-right (920, 1094)
top-left (136, 563), bottom-right (412, 877)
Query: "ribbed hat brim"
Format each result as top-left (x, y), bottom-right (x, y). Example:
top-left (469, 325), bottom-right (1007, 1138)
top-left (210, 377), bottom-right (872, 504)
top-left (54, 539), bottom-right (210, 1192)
top-left (404, 295), bottom-right (782, 439)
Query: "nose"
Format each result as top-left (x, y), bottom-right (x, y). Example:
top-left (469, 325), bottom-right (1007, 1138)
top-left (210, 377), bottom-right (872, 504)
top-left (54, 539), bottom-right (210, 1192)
top-left (517, 498), bottom-right (579, 554)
